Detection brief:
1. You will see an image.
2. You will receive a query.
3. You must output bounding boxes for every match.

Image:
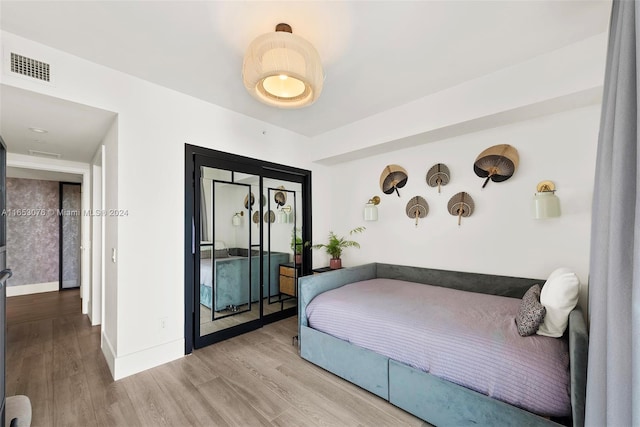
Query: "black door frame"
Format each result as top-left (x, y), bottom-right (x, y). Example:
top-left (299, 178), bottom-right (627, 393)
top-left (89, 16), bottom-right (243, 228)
top-left (0, 135), bottom-right (8, 425)
top-left (184, 144), bottom-right (312, 354)
top-left (59, 182), bottom-right (82, 291)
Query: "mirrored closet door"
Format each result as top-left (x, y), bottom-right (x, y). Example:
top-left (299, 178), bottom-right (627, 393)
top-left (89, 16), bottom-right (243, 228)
top-left (198, 168), bottom-right (259, 338)
top-left (186, 146), bottom-right (311, 351)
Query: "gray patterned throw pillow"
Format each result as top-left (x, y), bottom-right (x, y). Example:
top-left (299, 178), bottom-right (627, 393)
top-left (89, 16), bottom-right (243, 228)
top-left (515, 284), bottom-right (546, 337)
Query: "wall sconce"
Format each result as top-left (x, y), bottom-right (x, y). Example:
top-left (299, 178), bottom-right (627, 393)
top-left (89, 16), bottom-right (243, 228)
top-left (277, 205), bottom-right (292, 223)
top-left (532, 181), bottom-right (561, 219)
top-left (364, 196), bottom-right (380, 221)
top-left (232, 211), bottom-right (244, 226)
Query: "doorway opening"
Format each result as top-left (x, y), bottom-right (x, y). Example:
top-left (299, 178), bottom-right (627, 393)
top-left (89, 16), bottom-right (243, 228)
top-left (5, 169), bottom-right (83, 298)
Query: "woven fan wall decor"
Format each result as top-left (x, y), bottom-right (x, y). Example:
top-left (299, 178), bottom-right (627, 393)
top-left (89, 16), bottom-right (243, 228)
top-left (244, 193), bottom-right (255, 209)
top-left (426, 163), bottom-right (450, 193)
top-left (274, 186), bottom-right (287, 207)
top-left (474, 144), bottom-right (519, 188)
top-left (380, 164), bottom-right (408, 197)
top-left (405, 196), bottom-right (429, 227)
top-left (447, 192), bottom-right (475, 226)
top-left (264, 210), bottom-right (276, 223)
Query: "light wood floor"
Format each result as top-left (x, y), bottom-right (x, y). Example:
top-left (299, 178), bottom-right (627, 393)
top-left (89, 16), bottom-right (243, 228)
top-left (6, 290), bottom-right (427, 427)
top-left (200, 297), bottom-right (296, 335)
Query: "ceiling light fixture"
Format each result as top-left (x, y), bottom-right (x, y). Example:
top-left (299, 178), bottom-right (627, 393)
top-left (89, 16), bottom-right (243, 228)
top-left (242, 23), bottom-right (323, 108)
top-left (29, 127), bottom-right (48, 133)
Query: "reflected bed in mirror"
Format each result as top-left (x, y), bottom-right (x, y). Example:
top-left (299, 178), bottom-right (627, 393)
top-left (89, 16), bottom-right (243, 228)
top-left (199, 247), bottom-right (292, 335)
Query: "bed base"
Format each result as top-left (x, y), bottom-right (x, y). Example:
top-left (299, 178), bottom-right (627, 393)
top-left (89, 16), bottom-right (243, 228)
top-left (298, 263), bottom-right (588, 427)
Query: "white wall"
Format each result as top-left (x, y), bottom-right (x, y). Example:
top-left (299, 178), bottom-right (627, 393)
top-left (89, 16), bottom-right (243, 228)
top-left (89, 145), bottom-right (104, 327)
top-left (0, 31), bottom-right (329, 379)
top-left (328, 105), bottom-right (599, 311)
top-left (101, 118), bottom-right (118, 373)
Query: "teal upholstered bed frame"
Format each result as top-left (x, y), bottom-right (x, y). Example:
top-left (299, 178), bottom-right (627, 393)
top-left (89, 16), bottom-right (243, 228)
top-left (200, 251), bottom-right (289, 311)
top-left (298, 263), bottom-right (588, 427)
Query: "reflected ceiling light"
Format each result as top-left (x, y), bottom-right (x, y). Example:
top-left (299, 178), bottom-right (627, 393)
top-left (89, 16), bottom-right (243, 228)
top-left (29, 127), bottom-right (48, 133)
top-left (242, 23), bottom-right (323, 108)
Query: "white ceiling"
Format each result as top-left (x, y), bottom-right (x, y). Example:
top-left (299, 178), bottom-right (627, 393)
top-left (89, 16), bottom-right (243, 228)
top-left (0, 84), bottom-right (116, 163)
top-left (0, 1), bottom-right (610, 146)
top-left (7, 166), bottom-right (82, 183)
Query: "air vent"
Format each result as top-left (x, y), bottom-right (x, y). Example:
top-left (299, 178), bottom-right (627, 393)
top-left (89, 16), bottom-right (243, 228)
top-left (10, 53), bottom-right (50, 82)
top-left (28, 150), bottom-right (61, 159)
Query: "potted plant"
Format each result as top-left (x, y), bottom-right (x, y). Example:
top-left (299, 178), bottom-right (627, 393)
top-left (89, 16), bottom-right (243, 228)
top-left (290, 228), bottom-right (307, 265)
top-left (313, 227), bottom-right (365, 269)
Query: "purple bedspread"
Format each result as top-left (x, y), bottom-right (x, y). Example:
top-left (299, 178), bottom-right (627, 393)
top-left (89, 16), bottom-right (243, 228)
top-left (306, 278), bottom-right (571, 417)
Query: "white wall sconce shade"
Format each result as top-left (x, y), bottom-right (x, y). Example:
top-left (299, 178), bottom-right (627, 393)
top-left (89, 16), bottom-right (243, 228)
top-left (242, 23), bottom-right (324, 108)
top-left (277, 205), bottom-right (292, 223)
top-left (232, 211), bottom-right (244, 226)
top-left (533, 181), bottom-right (561, 219)
top-left (364, 196), bottom-right (380, 221)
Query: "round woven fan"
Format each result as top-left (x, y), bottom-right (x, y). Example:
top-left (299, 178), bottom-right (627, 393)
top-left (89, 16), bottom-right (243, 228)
top-left (447, 192), bottom-right (475, 226)
top-left (264, 210), bottom-right (275, 223)
top-left (274, 186), bottom-right (287, 207)
top-left (426, 163), bottom-right (451, 194)
top-left (474, 144), bottom-right (519, 188)
top-left (405, 196), bottom-right (429, 227)
top-left (244, 193), bottom-right (255, 209)
top-left (252, 211), bottom-right (260, 224)
top-left (380, 165), bottom-right (408, 197)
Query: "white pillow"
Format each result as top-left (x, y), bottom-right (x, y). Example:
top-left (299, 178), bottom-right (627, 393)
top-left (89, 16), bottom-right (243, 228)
top-left (536, 267), bottom-right (580, 337)
top-left (213, 240), bottom-right (226, 250)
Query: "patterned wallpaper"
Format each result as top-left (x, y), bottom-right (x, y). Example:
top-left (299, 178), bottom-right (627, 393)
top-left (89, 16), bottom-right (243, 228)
top-left (6, 178), bottom-right (59, 287)
top-left (61, 184), bottom-right (81, 288)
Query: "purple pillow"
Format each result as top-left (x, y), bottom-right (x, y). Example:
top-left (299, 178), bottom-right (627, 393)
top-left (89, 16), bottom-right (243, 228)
top-left (515, 284), bottom-right (546, 337)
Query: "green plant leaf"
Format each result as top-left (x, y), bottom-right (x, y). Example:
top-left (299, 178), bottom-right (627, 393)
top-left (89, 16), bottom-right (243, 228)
top-left (310, 227), bottom-right (365, 259)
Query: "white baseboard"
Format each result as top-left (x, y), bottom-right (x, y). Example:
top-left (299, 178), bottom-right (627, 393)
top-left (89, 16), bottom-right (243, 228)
top-left (101, 331), bottom-right (116, 378)
top-left (101, 336), bottom-right (184, 381)
top-left (6, 281), bottom-right (58, 297)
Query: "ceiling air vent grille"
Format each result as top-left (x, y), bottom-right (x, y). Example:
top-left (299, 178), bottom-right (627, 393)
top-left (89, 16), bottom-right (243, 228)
top-left (28, 150), bottom-right (61, 159)
top-left (10, 53), bottom-right (50, 82)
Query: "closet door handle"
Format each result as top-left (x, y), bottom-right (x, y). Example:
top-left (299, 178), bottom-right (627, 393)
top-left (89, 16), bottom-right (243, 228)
top-left (0, 268), bottom-right (13, 284)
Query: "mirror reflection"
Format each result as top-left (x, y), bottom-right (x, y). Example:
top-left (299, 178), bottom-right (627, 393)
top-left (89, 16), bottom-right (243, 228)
top-left (198, 169), bottom-right (303, 337)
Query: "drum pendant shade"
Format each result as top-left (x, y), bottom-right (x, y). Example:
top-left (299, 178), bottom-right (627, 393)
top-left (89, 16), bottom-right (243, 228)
top-left (243, 23), bottom-right (324, 108)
